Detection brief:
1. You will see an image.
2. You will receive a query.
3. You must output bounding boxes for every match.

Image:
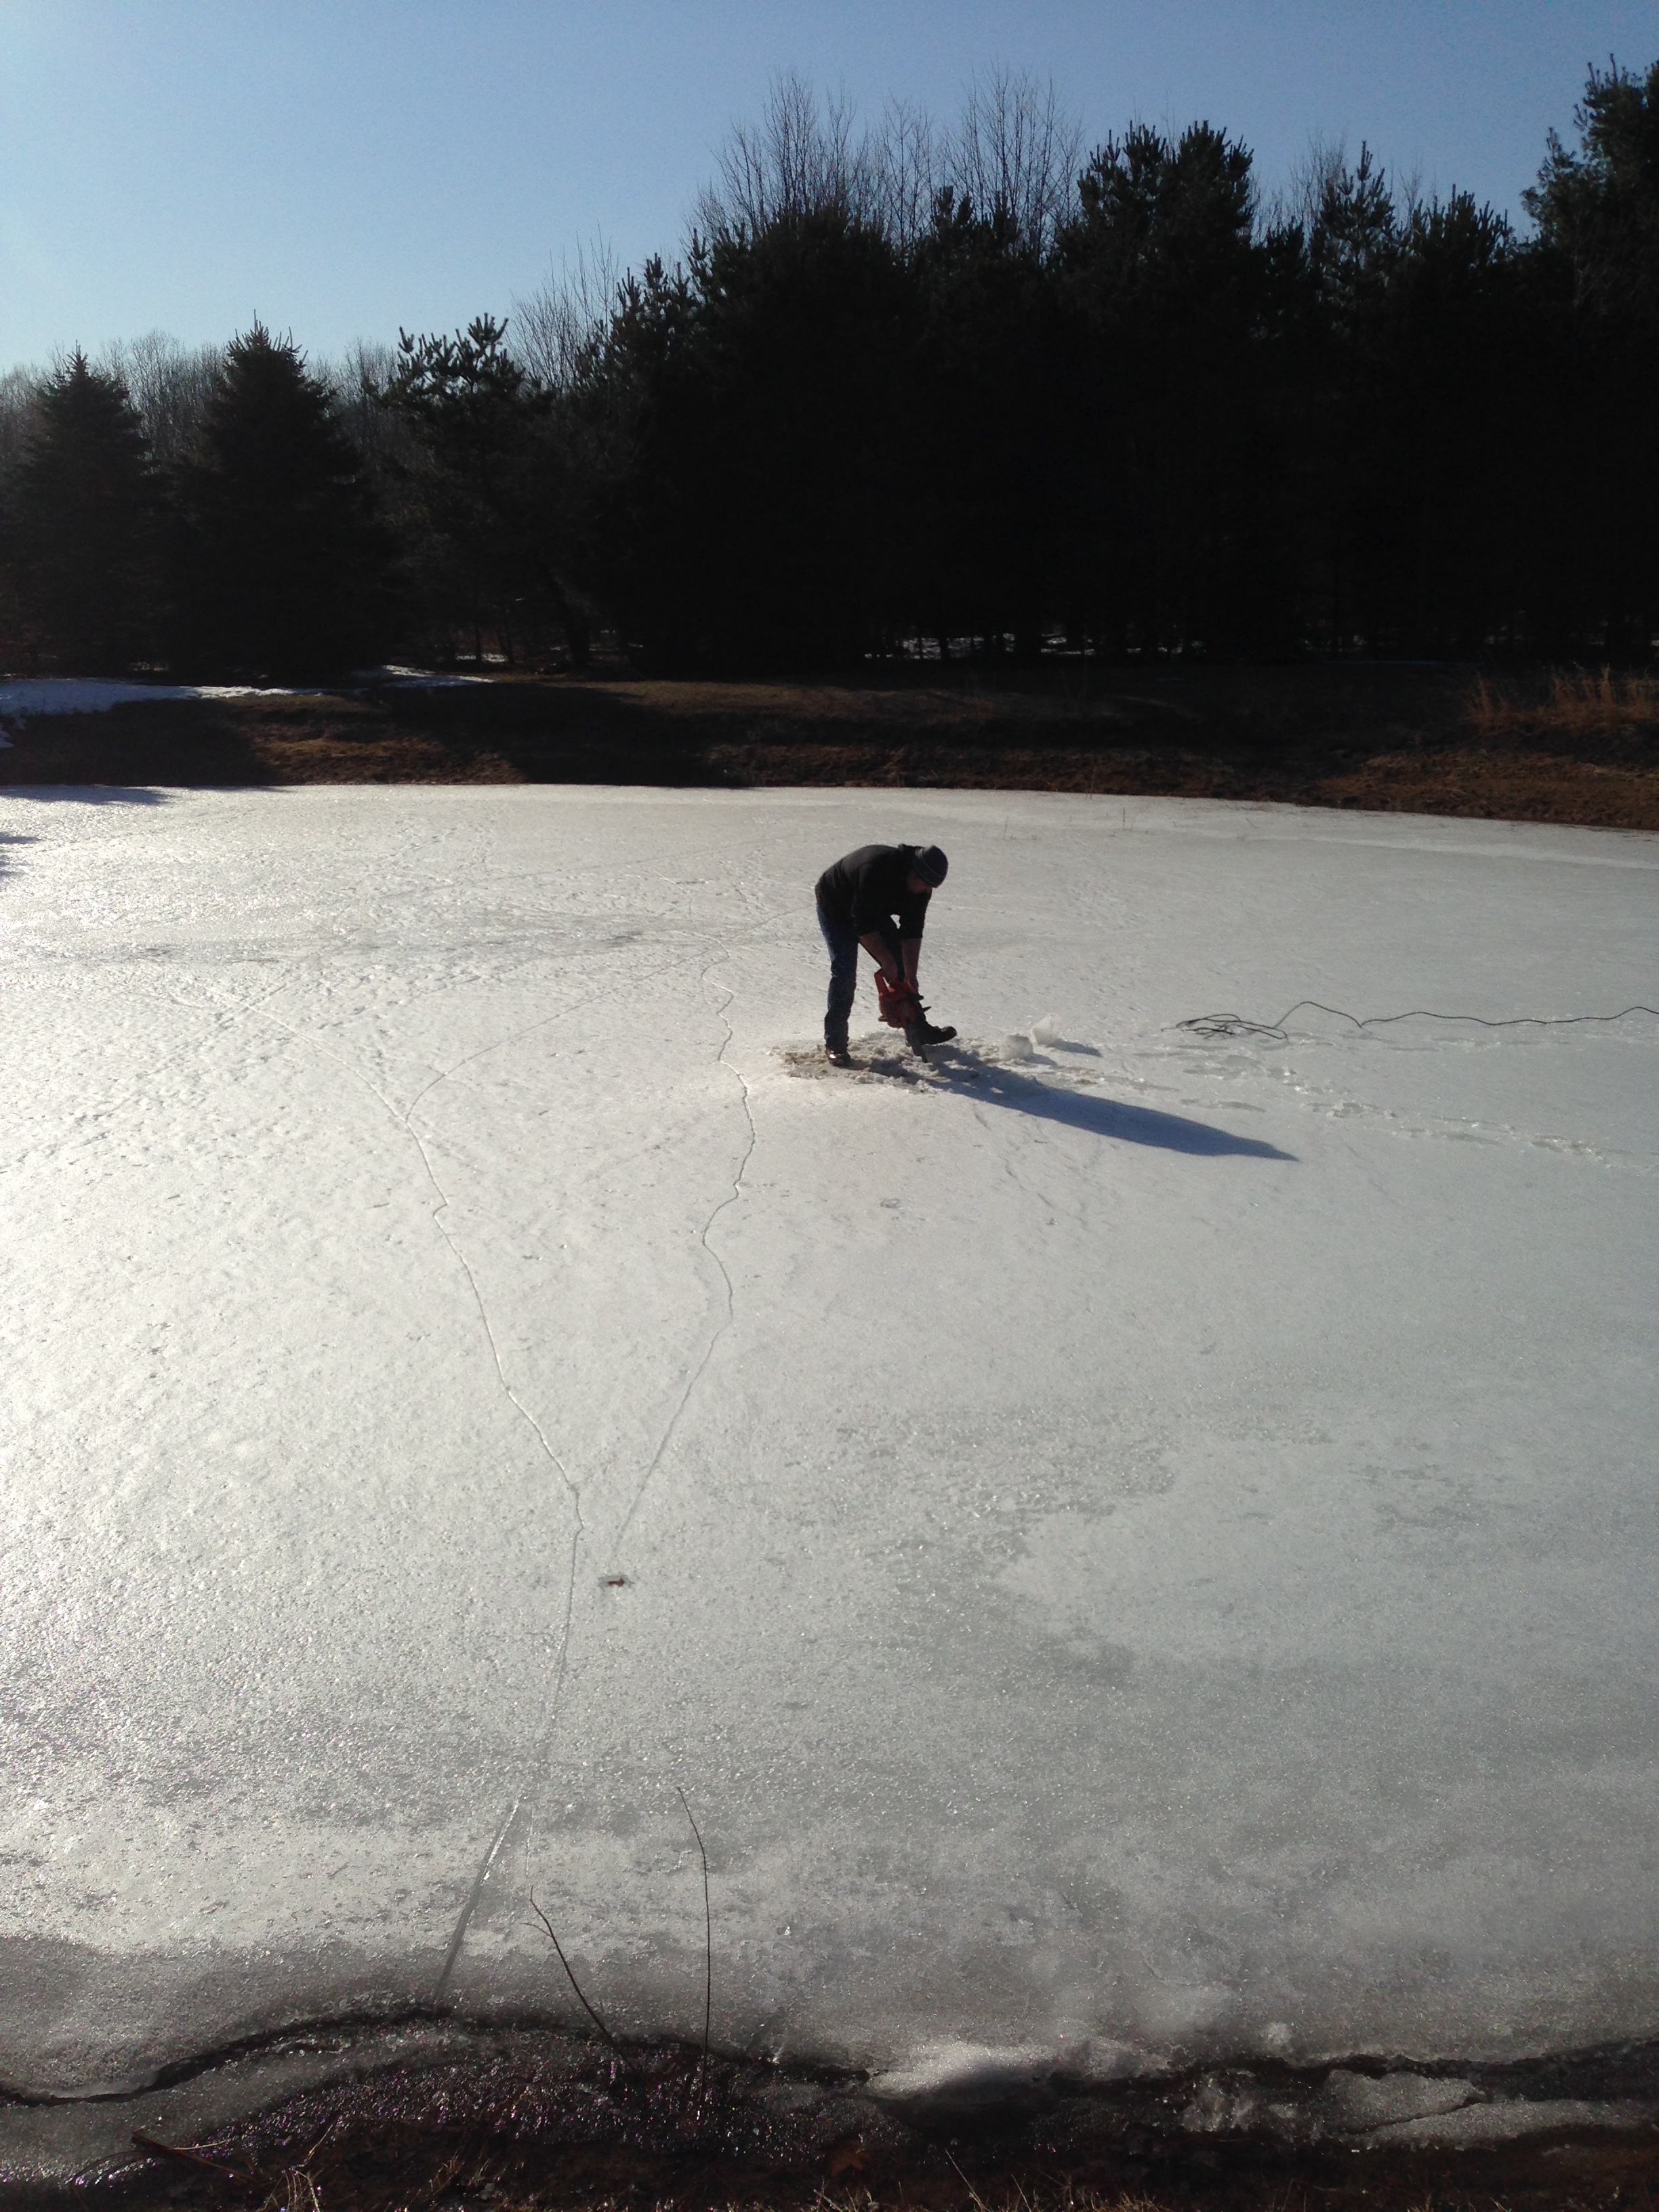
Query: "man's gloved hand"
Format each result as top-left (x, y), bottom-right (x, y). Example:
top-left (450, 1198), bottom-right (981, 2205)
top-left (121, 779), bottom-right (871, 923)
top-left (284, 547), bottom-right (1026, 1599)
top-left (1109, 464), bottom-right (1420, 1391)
top-left (875, 971), bottom-right (922, 1029)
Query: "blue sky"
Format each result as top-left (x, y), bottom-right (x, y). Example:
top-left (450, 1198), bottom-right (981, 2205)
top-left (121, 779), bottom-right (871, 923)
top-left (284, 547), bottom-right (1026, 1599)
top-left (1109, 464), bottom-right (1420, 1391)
top-left (3, 1), bottom-right (1655, 372)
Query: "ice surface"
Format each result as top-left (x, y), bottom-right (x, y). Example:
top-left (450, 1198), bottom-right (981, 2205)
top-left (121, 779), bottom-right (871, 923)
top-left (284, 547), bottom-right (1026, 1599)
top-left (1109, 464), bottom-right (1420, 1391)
top-left (1315, 2069), bottom-right (1478, 2130)
top-left (1364, 2099), bottom-right (1652, 2148)
top-left (0, 785), bottom-right (1655, 2106)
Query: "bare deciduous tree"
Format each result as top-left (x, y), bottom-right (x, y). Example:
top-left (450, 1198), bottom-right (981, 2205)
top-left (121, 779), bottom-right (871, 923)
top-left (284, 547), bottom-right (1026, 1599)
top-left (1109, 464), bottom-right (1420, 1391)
top-left (948, 68), bottom-right (1084, 251)
top-left (695, 70), bottom-right (885, 238)
top-left (693, 68), bottom-right (1083, 254)
top-left (869, 96), bottom-right (942, 249)
top-left (99, 331), bottom-right (222, 468)
top-left (511, 236), bottom-right (621, 390)
top-left (321, 337), bottom-right (405, 466)
top-left (0, 365), bottom-right (43, 478)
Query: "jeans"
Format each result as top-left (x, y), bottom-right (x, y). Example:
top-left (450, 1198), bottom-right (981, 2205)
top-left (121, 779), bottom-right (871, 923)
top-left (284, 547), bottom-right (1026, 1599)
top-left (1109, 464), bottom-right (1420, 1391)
top-left (817, 897), bottom-right (900, 1048)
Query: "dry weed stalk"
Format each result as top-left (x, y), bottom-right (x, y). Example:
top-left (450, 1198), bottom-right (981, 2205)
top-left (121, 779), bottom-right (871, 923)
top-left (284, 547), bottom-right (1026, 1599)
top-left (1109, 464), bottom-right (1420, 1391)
top-left (1468, 666), bottom-right (1659, 741)
top-left (677, 1784), bottom-right (714, 2110)
top-left (529, 1891), bottom-right (622, 2053)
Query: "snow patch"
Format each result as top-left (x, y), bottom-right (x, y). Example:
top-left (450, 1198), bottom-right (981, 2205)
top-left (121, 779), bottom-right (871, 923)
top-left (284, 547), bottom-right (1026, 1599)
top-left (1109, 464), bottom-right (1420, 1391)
top-left (0, 668), bottom-right (489, 728)
top-left (0, 677), bottom-right (309, 721)
top-left (871, 2041), bottom-right (1059, 2104)
top-left (357, 665), bottom-right (491, 687)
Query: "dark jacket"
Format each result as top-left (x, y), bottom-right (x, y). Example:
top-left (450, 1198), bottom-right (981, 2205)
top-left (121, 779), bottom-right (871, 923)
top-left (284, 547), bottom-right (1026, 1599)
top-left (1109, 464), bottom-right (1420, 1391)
top-left (815, 844), bottom-right (931, 939)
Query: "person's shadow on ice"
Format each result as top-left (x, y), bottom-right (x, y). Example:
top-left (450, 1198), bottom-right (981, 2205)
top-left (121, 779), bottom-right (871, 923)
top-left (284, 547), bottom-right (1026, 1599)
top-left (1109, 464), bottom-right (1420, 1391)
top-left (954, 1066), bottom-right (1294, 1160)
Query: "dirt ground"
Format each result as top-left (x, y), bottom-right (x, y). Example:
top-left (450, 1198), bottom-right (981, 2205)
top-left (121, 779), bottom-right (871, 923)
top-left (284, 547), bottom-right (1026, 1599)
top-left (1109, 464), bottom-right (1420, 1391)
top-left (94, 2108), bottom-right (1659, 2212)
top-left (4, 661), bottom-right (1658, 828)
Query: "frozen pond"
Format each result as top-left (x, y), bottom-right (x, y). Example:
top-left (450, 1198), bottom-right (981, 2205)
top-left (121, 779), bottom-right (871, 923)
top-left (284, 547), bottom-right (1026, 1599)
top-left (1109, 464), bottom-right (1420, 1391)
top-left (1, 785), bottom-right (1655, 2116)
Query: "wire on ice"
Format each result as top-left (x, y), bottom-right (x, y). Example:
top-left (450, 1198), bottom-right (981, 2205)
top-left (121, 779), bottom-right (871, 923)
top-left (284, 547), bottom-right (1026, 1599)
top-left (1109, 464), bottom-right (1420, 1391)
top-left (1174, 1002), bottom-right (1659, 1043)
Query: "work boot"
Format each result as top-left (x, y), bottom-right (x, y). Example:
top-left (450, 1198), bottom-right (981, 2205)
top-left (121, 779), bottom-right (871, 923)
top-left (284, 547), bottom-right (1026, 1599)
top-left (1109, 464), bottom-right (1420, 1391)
top-left (825, 1039), bottom-right (852, 1067)
top-left (915, 1003), bottom-right (956, 1044)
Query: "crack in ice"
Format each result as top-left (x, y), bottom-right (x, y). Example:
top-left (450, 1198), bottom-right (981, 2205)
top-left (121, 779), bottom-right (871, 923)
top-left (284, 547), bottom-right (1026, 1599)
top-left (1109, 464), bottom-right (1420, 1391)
top-left (186, 985), bottom-right (593, 2000)
top-left (605, 956), bottom-right (760, 1566)
top-left (211, 935), bottom-right (771, 1992)
top-left (115, 933), bottom-right (771, 2003)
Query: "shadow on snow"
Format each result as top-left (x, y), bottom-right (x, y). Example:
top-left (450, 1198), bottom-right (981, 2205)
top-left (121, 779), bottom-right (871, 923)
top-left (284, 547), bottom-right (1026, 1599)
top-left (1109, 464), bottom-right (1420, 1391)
top-left (959, 1069), bottom-right (1295, 1159)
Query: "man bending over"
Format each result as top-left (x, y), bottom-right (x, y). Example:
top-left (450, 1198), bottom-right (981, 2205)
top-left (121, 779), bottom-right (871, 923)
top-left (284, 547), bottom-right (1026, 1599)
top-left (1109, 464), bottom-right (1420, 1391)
top-left (815, 842), bottom-right (954, 1066)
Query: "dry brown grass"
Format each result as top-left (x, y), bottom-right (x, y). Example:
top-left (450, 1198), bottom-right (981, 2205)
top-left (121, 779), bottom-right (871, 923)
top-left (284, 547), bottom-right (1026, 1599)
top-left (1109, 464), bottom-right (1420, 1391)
top-left (117, 2121), bottom-right (1659, 2212)
top-left (1467, 668), bottom-right (1659, 744)
top-left (5, 663), bottom-right (1659, 831)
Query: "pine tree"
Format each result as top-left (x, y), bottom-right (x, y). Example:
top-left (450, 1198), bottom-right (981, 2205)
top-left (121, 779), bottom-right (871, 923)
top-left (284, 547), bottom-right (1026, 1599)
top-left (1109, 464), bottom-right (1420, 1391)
top-left (1523, 57), bottom-right (1659, 654)
top-left (171, 324), bottom-right (399, 678)
top-left (1, 350), bottom-right (154, 673)
top-left (596, 211), bottom-right (915, 668)
top-left (382, 314), bottom-right (592, 665)
top-left (1057, 123), bottom-right (1284, 656)
top-left (1525, 56), bottom-right (1659, 318)
top-left (909, 189), bottom-right (1067, 658)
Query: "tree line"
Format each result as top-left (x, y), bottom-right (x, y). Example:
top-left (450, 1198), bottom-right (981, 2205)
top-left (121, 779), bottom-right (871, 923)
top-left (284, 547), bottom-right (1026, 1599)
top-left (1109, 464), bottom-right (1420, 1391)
top-left (1, 58), bottom-right (1654, 680)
